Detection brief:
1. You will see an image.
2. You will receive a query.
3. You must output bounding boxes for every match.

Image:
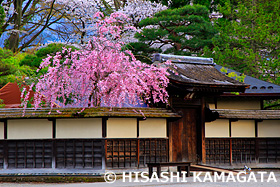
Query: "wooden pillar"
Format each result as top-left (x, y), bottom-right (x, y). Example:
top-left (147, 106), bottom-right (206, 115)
top-left (255, 120), bottom-right (258, 138)
top-left (48, 118), bottom-right (56, 169)
top-left (229, 120), bottom-right (232, 165)
top-left (102, 118), bottom-right (107, 170)
top-left (255, 120), bottom-right (260, 163)
top-left (3, 120), bottom-right (8, 169)
top-left (200, 97), bottom-right (206, 164)
top-left (102, 140), bottom-right (107, 170)
top-left (137, 119), bottom-right (140, 168)
top-left (167, 120), bottom-right (173, 162)
top-left (52, 120), bottom-right (56, 170)
top-left (137, 139), bottom-right (140, 168)
top-left (102, 117), bottom-right (107, 138)
top-left (229, 139), bottom-right (232, 165)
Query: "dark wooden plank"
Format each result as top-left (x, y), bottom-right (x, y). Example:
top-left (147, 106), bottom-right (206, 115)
top-left (24, 141), bottom-right (27, 168)
top-left (102, 118), bottom-right (107, 138)
top-left (4, 120), bottom-right (7, 139)
top-left (73, 141), bottom-right (76, 168)
top-left (137, 139), bottom-right (140, 168)
top-left (32, 141), bottom-right (35, 168)
top-left (53, 140), bottom-right (56, 169)
top-left (255, 120), bottom-right (258, 137)
top-left (137, 119), bottom-right (139, 138)
top-left (42, 141), bottom-right (45, 168)
top-left (52, 119), bottom-right (56, 139)
top-left (92, 140), bottom-right (94, 168)
top-left (3, 140), bottom-right (8, 169)
top-left (15, 141), bottom-right (18, 168)
top-left (64, 141), bottom-right (66, 168)
top-left (82, 141), bottom-right (85, 168)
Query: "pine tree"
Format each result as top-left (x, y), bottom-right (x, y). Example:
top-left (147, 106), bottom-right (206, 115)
top-left (127, 4), bottom-right (217, 63)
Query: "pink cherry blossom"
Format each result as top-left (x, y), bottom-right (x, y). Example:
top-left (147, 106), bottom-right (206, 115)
top-left (22, 12), bottom-right (170, 112)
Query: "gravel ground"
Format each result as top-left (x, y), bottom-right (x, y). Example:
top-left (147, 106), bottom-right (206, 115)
top-left (1, 171), bottom-right (280, 187)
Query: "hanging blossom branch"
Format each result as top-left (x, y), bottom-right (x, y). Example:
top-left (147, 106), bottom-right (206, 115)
top-left (21, 12), bottom-right (170, 113)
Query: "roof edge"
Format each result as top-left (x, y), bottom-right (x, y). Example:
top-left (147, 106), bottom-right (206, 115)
top-left (153, 53), bottom-right (214, 65)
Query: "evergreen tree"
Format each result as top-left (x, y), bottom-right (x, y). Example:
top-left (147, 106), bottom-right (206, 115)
top-left (128, 4), bottom-right (217, 63)
top-left (204, 0), bottom-right (280, 84)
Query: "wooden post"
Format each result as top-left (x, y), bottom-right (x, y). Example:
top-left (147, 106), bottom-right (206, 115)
top-left (102, 140), bottom-right (107, 170)
top-left (3, 140), bottom-right (8, 169)
top-left (200, 97), bottom-right (206, 164)
top-left (3, 120), bottom-right (8, 169)
top-left (255, 120), bottom-right (259, 163)
top-left (229, 139), bottom-right (232, 165)
top-left (50, 119), bottom-right (56, 169)
top-left (168, 120), bottom-right (173, 162)
top-left (102, 117), bottom-right (107, 170)
top-left (3, 119), bottom-right (7, 139)
top-left (255, 120), bottom-right (258, 138)
top-left (52, 140), bottom-right (56, 169)
top-left (102, 118), bottom-right (107, 138)
top-left (137, 139), bottom-right (140, 168)
top-left (214, 97), bottom-right (217, 109)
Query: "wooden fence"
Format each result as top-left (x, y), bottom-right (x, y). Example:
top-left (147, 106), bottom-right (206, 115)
top-left (206, 138), bottom-right (280, 165)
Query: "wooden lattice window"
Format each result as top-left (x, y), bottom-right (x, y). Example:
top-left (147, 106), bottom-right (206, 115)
top-left (206, 138), bottom-right (230, 165)
top-left (232, 139), bottom-right (256, 164)
top-left (7, 140), bottom-right (52, 168)
top-left (106, 139), bottom-right (138, 168)
top-left (55, 139), bottom-right (102, 169)
top-left (139, 139), bottom-right (168, 167)
top-left (258, 138), bottom-right (280, 163)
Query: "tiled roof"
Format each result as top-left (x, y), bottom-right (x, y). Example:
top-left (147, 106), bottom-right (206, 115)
top-left (0, 107), bottom-right (181, 119)
top-left (212, 109), bottom-right (280, 120)
top-left (154, 54), bottom-right (248, 92)
top-left (215, 65), bottom-right (280, 94)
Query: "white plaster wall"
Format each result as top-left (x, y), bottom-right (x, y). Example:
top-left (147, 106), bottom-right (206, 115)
top-left (231, 120), bottom-right (255, 137)
top-left (107, 118), bottom-right (137, 138)
top-left (7, 119), bottom-right (52, 139)
top-left (258, 120), bottom-right (280, 137)
top-left (139, 118), bottom-right (166, 138)
top-left (56, 118), bottom-right (102, 138)
top-left (205, 119), bottom-right (230, 137)
top-left (0, 122), bottom-right (4, 139)
top-left (217, 99), bottom-right (261, 109)
top-left (208, 103), bottom-right (216, 109)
